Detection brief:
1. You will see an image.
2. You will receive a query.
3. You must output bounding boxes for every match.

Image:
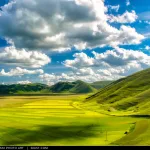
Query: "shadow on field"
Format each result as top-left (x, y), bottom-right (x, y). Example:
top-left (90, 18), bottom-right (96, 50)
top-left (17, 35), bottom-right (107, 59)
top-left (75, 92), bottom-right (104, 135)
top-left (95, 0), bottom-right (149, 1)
top-left (129, 115), bottom-right (150, 118)
top-left (2, 124), bottom-right (100, 145)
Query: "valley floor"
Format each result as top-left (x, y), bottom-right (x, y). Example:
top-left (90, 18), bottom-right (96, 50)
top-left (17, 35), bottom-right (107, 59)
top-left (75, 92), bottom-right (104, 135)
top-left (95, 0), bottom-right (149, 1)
top-left (0, 95), bottom-right (149, 146)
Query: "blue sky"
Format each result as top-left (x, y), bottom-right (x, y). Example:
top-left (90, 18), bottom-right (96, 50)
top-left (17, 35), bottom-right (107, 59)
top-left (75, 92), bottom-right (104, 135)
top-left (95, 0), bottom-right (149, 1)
top-left (0, 0), bottom-right (150, 85)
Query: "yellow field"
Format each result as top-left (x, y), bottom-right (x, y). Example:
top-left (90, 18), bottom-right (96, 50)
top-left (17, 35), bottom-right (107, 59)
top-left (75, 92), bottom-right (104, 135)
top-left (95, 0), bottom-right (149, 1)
top-left (0, 95), bottom-right (146, 146)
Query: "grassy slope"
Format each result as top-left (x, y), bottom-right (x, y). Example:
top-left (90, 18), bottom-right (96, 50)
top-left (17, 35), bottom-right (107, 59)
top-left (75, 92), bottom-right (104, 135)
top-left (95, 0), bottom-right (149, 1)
top-left (84, 68), bottom-right (150, 115)
top-left (90, 81), bottom-right (113, 90)
top-left (112, 119), bottom-right (150, 146)
top-left (50, 80), bottom-right (97, 94)
top-left (70, 80), bottom-right (97, 93)
top-left (50, 82), bottom-right (76, 93)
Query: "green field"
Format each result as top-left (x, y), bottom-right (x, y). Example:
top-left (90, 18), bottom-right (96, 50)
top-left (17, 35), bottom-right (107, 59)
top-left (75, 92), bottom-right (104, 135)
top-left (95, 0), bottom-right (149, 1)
top-left (0, 95), bottom-right (149, 146)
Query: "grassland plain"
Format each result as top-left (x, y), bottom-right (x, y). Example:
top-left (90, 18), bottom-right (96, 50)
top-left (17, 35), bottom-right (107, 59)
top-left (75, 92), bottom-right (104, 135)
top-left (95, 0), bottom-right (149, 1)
top-left (0, 95), bottom-right (148, 146)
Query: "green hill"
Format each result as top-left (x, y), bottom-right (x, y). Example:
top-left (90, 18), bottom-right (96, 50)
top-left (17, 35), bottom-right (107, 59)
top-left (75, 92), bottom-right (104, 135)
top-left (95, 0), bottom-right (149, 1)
top-left (90, 81), bottom-right (113, 90)
top-left (0, 80), bottom-right (97, 95)
top-left (50, 82), bottom-right (76, 93)
top-left (84, 68), bottom-right (150, 115)
top-left (50, 80), bottom-right (97, 94)
top-left (0, 83), bottom-right (50, 95)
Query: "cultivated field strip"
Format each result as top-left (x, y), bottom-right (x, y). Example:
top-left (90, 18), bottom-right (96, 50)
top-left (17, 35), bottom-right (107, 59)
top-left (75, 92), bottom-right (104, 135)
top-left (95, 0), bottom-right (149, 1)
top-left (0, 96), bottom-right (87, 118)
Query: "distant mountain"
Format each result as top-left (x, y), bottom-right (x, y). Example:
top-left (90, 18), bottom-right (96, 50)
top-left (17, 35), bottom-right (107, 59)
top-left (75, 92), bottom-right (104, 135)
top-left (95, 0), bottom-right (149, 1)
top-left (0, 80), bottom-right (97, 95)
top-left (0, 83), bottom-right (50, 95)
top-left (50, 80), bottom-right (97, 94)
top-left (90, 81), bottom-right (113, 90)
top-left (50, 81), bottom-right (76, 93)
top-left (85, 68), bottom-right (150, 115)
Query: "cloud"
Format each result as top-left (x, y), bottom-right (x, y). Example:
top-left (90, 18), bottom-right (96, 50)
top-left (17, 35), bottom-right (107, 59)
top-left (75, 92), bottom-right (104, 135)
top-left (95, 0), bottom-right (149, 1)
top-left (92, 47), bottom-right (150, 68)
top-left (145, 46), bottom-right (150, 50)
top-left (39, 72), bottom-right (76, 82)
top-left (98, 68), bottom-right (125, 76)
top-left (145, 21), bottom-right (150, 25)
top-left (36, 47), bottom-right (150, 84)
top-left (108, 11), bottom-right (138, 23)
top-left (0, 67), bottom-right (44, 76)
top-left (0, 0), bottom-right (144, 51)
top-left (63, 47), bottom-right (150, 81)
top-left (0, 46), bottom-right (51, 68)
top-left (39, 73), bottom-right (59, 83)
top-left (76, 68), bottom-right (95, 76)
top-left (63, 52), bottom-right (94, 69)
top-left (39, 68), bottom-right (124, 84)
top-left (17, 80), bottom-right (32, 84)
top-left (40, 44), bottom-right (150, 84)
top-left (108, 5), bottom-right (120, 12)
top-left (97, 63), bottom-right (141, 77)
top-left (64, 47), bottom-right (150, 69)
top-left (39, 72), bottom-right (76, 85)
top-left (126, 0), bottom-right (130, 6)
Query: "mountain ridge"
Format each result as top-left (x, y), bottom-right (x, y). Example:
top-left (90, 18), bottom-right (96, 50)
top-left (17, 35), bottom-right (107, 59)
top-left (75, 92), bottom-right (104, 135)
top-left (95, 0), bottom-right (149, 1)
top-left (0, 80), bottom-right (113, 95)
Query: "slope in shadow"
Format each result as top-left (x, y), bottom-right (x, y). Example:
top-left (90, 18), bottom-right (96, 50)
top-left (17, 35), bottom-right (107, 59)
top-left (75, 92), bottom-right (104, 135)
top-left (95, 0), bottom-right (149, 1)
top-left (2, 124), bottom-right (100, 145)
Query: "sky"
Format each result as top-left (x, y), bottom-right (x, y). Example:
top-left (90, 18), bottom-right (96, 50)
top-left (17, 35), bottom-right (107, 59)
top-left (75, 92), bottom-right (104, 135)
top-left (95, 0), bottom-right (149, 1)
top-left (0, 0), bottom-right (150, 85)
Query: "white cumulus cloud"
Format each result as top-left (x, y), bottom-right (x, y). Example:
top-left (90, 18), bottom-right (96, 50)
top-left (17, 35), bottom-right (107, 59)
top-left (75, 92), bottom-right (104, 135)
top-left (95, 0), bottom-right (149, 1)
top-left (0, 0), bottom-right (144, 51)
top-left (64, 47), bottom-right (150, 69)
top-left (145, 46), bottom-right (150, 50)
top-left (39, 46), bottom-right (150, 84)
top-left (108, 11), bottom-right (138, 23)
top-left (64, 52), bottom-right (94, 68)
top-left (108, 5), bottom-right (120, 12)
top-left (0, 67), bottom-right (44, 76)
top-left (63, 47), bottom-right (150, 81)
top-left (0, 46), bottom-right (51, 68)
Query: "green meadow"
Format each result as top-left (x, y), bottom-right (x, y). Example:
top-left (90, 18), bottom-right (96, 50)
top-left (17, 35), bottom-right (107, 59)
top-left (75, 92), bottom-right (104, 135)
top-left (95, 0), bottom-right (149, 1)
top-left (0, 95), bottom-right (149, 146)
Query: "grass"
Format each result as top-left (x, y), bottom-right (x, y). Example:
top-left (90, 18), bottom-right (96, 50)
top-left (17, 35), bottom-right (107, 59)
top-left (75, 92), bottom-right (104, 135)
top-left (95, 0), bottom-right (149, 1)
top-left (90, 81), bottom-right (113, 90)
top-left (84, 68), bottom-right (150, 116)
top-left (0, 95), bottom-right (149, 146)
top-left (113, 120), bottom-right (150, 146)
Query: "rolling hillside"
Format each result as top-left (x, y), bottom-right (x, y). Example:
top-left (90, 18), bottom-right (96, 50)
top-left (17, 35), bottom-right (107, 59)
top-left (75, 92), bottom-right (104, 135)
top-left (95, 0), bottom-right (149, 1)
top-left (90, 81), bottom-right (113, 90)
top-left (84, 68), bottom-right (150, 115)
top-left (0, 80), bottom-right (97, 95)
top-left (50, 80), bottom-right (97, 94)
top-left (0, 83), bottom-right (50, 95)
